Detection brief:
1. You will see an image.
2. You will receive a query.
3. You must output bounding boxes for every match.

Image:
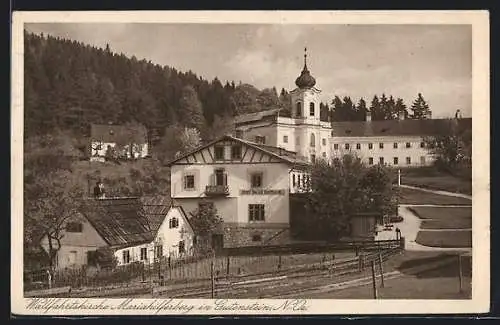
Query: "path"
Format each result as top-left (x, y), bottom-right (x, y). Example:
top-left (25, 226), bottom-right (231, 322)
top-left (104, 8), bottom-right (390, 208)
top-left (376, 184), bottom-right (472, 253)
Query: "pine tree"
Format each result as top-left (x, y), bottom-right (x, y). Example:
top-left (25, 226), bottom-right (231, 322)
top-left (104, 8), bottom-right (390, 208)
top-left (395, 97), bottom-right (408, 119)
top-left (356, 98), bottom-right (368, 121)
top-left (178, 85), bottom-right (205, 130)
top-left (410, 93), bottom-right (432, 119)
top-left (369, 95), bottom-right (381, 121)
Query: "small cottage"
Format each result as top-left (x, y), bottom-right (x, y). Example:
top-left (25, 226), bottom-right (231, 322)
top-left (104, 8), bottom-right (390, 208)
top-left (39, 197), bottom-right (194, 269)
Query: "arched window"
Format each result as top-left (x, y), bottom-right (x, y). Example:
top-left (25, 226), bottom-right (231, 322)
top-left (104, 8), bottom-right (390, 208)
top-left (310, 133), bottom-right (316, 147)
top-left (296, 102), bottom-right (302, 117)
top-left (310, 102), bottom-right (315, 116)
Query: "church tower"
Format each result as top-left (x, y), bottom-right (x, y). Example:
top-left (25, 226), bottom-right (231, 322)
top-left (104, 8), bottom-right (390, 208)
top-left (290, 48), bottom-right (322, 124)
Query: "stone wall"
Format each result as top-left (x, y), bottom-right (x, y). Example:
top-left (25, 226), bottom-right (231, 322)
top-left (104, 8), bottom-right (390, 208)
top-left (222, 222), bottom-right (290, 247)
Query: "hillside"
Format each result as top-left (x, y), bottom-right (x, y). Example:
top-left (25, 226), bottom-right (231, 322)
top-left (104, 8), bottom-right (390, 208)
top-left (24, 31), bottom-right (291, 141)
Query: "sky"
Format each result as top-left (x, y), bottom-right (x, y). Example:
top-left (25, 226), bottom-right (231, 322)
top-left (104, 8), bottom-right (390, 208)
top-left (25, 23), bottom-right (472, 118)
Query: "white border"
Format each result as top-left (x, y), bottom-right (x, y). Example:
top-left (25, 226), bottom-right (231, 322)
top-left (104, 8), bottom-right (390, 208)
top-left (11, 10), bottom-right (490, 315)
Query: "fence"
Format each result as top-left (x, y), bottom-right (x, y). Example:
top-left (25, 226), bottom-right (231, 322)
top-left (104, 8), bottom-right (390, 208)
top-left (24, 239), bottom-right (404, 296)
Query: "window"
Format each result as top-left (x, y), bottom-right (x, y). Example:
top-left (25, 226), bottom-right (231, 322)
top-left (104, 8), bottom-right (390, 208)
top-left (66, 222), bottom-right (83, 233)
top-left (249, 204), bottom-right (265, 222)
top-left (379, 143), bottom-right (384, 149)
top-left (393, 142), bottom-right (398, 149)
top-left (184, 175), bottom-right (195, 190)
top-left (420, 156), bottom-right (426, 165)
top-left (140, 247), bottom-right (147, 261)
top-left (214, 145), bottom-right (225, 160)
top-left (178, 241), bottom-right (185, 254)
top-left (250, 172), bottom-right (263, 188)
top-left (368, 157), bottom-right (374, 165)
top-left (297, 174), bottom-right (301, 186)
top-left (345, 143), bottom-right (350, 150)
top-left (310, 133), bottom-right (315, 147)
top-left (155, 245), bottom-right (163, 258)
top-left (334, 144), bottom-right (339, 150)
top-left (169, 217), bottom-right (179, 229)
top-left (405, 142), bottom-right (411, 148)
top-left (309, 102), bottom-right (315, 116)
top-left (68, 251), bottom-right (77, 265)
top-left (296, 102), bottom-right (302, 116)
top-left (252, 234), bottom-right (262, 242)
top-left (322, 138), bottom-right (326, 146)
top-left (393, 157), bottom-right (399, 165)
top-left (356, 143), bottom-right (361, 150)
top-left (379, 157), bottom-right (384, 165)
top-left (311, 155), bottom-right (316, 163)
top-left (322, 152), bottom-right (326, 158)
top-left (368, 143), bottom-right (373, 150)
top-left (231, 145), bottom-right (242, 159)
top-left (420, 142), bottom-right (425, 148)
top-left (292, 174), bottom-right (296, 187)
top-left (122, 250), bottom-right (130, 264)
top-left (255, 136), bottom-right (266, 144)
top-left (406, 157), bottom-right (411, 165)
top-left (283, 135), bottom-right (288, 143)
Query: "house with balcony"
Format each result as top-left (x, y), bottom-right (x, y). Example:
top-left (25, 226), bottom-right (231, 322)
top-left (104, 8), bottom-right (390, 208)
top-left (166, 135), bottom-right (310, 248)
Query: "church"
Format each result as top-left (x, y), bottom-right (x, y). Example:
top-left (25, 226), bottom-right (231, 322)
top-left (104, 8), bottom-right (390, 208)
top-left (234, 49), bottom-right (472, 167)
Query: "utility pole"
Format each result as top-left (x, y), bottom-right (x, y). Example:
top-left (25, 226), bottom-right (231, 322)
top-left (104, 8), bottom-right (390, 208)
top-left (371, 261), bottom-right (378, 299)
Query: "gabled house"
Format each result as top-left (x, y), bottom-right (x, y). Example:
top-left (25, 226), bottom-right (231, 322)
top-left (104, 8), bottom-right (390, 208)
top-left (39, 197), bottom-right (194, 269)
top-left (89, 123), bottom-right (149, 162)
top-left (166, 135), bottom-right (311, 249)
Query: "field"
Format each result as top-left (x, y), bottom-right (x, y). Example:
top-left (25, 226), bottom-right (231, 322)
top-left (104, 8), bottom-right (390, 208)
top-left (409, 207), bottom-right (472, 229)
top-left (401, 167), bottom-right (472, 195)
top-left (415, 231), bottom-right (472, 248)
top-left (398, 187), bottom-right (472, 206)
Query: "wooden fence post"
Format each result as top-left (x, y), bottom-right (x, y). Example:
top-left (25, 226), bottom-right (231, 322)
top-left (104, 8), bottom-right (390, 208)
top-left (378, 252), bottom-right (385, 288)
top-left (371, 261), bottom-right (378, 299)
top-left (210, 258), bottom-right (215, 299)
top-left (458, 253), bottom-right (463, 293)
top-left (226, 256), bottom-right (230, 276)
top-left (278, 255), bottom-right (282, 271)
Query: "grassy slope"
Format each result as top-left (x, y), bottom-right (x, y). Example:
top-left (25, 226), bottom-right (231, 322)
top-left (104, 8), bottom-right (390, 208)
top-left (401, 167), bottom-right (472, 195)
top-left (409, 206), bottom-right (472, 230)
top-left (399, 187), bottom-right (472, 206)
top-left (415, 231), bottom-right (472, 248)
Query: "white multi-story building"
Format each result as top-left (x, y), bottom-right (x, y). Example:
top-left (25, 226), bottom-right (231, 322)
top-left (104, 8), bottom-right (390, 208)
top-left (166, 135), bottom-right (310, 248)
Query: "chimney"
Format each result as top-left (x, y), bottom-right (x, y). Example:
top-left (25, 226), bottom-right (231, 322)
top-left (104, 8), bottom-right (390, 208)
top-left (398, 111), bottom-right (405, 120)
top-left (455, 109), bottom-right (462, 119)
top-left (366, 110), bottom-right (372, 122)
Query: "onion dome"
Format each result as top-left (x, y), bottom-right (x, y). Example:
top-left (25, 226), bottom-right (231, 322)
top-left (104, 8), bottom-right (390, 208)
top-left (295, 47), bottom-right (316, 89)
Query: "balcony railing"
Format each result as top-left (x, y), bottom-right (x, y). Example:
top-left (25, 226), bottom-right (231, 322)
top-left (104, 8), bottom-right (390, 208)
top-left (205, 185), bottom-right (230, 196)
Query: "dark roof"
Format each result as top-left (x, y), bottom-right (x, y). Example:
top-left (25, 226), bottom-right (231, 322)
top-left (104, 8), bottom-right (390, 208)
top-left (84, 197), bottom-right (152, 248)
top-left (90, 124), bottom-right (147, 143)
top-left (84, 197), bottom-right (177, 248)
top-left (165, 135), bottom-right (310, 167)
top-left (234, 109), bottom-right (280, 125)
top-left (141, 196), bottom-right (173, 233)
top-left (330, 118), bottom-right (472, 137)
